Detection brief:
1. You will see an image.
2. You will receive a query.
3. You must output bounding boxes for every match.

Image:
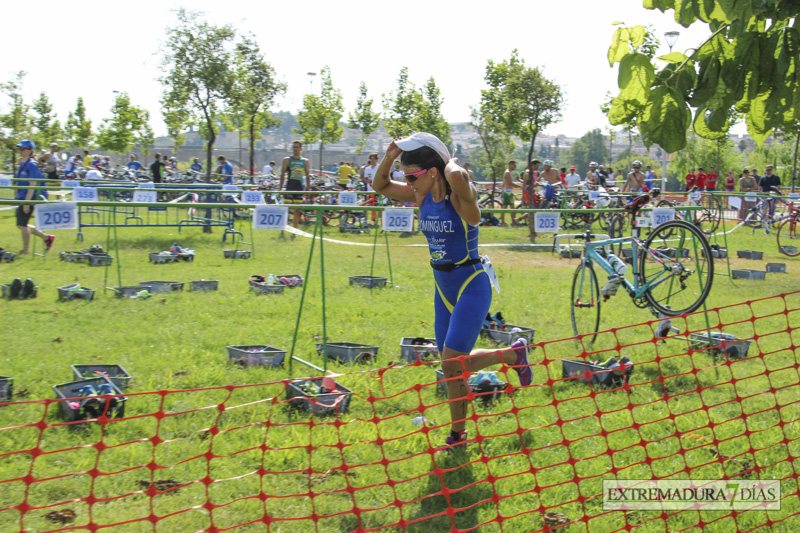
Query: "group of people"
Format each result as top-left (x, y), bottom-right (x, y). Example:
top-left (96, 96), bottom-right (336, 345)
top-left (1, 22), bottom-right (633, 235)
top-left (684, 165), bottom-right (781, 193)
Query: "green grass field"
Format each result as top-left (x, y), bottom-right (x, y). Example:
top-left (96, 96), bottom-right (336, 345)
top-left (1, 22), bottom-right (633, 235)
top-left (0, 207), bottom-right (799, 533)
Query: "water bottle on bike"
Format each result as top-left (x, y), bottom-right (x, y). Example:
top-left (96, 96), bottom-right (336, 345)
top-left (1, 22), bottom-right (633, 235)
top-left (601, 253), bottom-right (628, 298)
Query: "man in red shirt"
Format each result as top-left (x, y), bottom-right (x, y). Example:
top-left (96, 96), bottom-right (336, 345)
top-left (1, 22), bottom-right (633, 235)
top-left (704, 166), bottom-right (719, 191)
top-left (696, 167), bottom-right (707, 189)
top-left (685, 168), bottom-right (697, 190)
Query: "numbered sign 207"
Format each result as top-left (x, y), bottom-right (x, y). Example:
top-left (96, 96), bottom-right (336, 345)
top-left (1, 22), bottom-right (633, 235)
top-left (35, 202), bottom-right (78, 231)
top-left (253, 205), bottom-right (288, 230)
top-left (534, 212), bottom-right (560, 232)
top-left (651, 207), bottom-right (675, 227)
top-left (382, 208), bottom-right (414, 232)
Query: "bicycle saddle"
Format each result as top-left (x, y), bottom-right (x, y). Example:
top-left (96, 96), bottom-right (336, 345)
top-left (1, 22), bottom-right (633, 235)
top-left (625, 193), bottom-right (651, 215)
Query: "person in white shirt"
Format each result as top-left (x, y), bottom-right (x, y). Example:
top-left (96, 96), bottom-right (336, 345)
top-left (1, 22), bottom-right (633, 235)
top-left (262, 161), bottom-right (275, 178)
top-left (361, 152), bottom-right (378, 192)
top-left (47, 142), bottom-right (60, 180)
top-left (565, 166), bottom-right (581, 189)
top-left (64, 154), bottom-right (80, 178)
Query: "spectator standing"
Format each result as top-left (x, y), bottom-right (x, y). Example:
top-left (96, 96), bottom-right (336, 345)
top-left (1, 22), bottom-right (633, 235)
top-left (360, 152), bottom-right (379, 192)
top-left (597, 165), bottom-right (608, 188)
top-left (614, 168), bottom-right (624, 187)
top-left (82, 150), bottom-right (92, 168)
top-left (564, 166), bottom-right (581, 189)
top-left (150, 153), bottom-right (165, 183)
top-left (724, 170), bottom-right (736, 192)
top-left (685, 168), bottom-right (697, 190)
top-left (14, 140), bottom-right (54, 254)
top-left (645, 165), bottom-right (657, 190)
top-left (759, 164), bottom-right (781, 193)
top-left (391, 161), bottom-right (405, 181)
top-left (336, 161), bottom-right (355, 189)
top-left (696, 167), bottom-right (707, 189)
top-left (46, 142), bottom-right (59, 181)
top-left (705, 166), bottom-right (719, 191)
top-left (739, 169), bottom-right (758, 220)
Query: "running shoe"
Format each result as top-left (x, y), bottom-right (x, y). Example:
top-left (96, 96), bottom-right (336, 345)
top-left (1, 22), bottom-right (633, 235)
top-left (511, 338), bottom-right (532, 387)
top-left (9, 278), bottom-right (22, 299)
top-left (44, 235), bottom-right (55, 251)
top-left (21, 279), bottom-right (34, 299)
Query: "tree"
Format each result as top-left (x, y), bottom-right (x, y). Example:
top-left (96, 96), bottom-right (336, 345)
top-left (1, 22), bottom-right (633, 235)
top-left (161, 89), bottom-right (191, 158)
top-left (64, 97), bottom-right (93, 150)
top-left (96, 92), bottom-right (153, 155)
top-left (228, 34), bottom-right (285, 176)
top-left (469, 106), bottom-right (515, 193)
top-left (159, 8), bottom-right (236, 181)
top-left (481, 50), bottom-right (564, 171)
top-left (417, 77), bottom-right (451, 145)
top-left (295, 66), bottom-right (344, 172)
top-left (382, 67), bottom-right (425, 139)
top-left (569, 129), bottom-right (609, 173)
top-left (0, 71), bottom-right (32, 168)
top-left (31, 92), bottom-right (61, 149)
top-left (348, 82), bottom-right (380, 154)
top-left (609, 2), bottom-right (800, 153)
top-left (667, 135), bottom-right (741, 186)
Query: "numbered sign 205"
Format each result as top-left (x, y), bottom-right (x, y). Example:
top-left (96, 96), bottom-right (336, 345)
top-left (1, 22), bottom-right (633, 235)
top-left (133, 190), bottom-right (157, 204)
top-left (382, 208), bottom-right (414, 232)
top-left (242, 190), bottom-right (265, 204)
top-left (35, 202), bottom-right (78, 231)
top-left (338, 191), bottom-right (357, 206)
top-left (534, 212), bottom-right (560, 232)
top-left (651, 208), bottom-right (675, 227)
top-left (74, 187), bottom-right (98, 202)
top-left (253, 205), bottom-right (288, 230)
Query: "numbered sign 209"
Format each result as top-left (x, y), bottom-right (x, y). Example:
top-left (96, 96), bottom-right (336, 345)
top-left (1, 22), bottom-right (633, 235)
top-left (35, 202), bottom-right (78, 231)
top-left (651, 208), bottom-right (675, 227)
top-left (74, 187), bottom-right (99, 202)
top-left (253, 205), bottom-right (288, 230)
top-left (534, 212), bottom-right (560, 232)
top-left (382, 208), bottom-right (414, 232)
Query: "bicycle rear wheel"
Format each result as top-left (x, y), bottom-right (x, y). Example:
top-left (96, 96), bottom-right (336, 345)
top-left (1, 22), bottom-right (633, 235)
top-left (607, 214), bottom-right (626, 255)
top-left (693, 194), bottom-right (721, 235)
top-left (639, 219), bottom-right (714, 316)
top-left (777, 217), bottom-right (800, 256)
top-left (571, 260), bottom-right (601, 343)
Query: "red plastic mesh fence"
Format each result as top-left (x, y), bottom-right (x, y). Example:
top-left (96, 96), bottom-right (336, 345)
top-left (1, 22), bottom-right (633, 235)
top-left (1, 292), bottom-right (799, 532)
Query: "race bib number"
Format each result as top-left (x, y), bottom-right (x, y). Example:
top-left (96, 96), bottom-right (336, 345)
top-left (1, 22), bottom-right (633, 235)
top-left (745, 196), bottom-right (757, 202)
top-left (242, 190), bottom-right (265, 204)
top-left (382, 208), bottom-right (414, 232)
top-left (534, 212), bottom-right (560, 232)
top-left (636, 216), bottom-right (651, 227)
top-left (589, 190), bottom-right (600, 201)
top-left (35, 202), bottom-right (78, 231)
top-left (0, 177), bottom-right (11, 187)
top-left (62, 180), bottom-right (79, 188)
top-left (138, 182), bottom-right (154, 189)
top-left (651, 208), bottom-right (674, 227)
top-left (339, 191), bottom-right (357, 206)
top-left (74, 187), bottom-right (98, 202)
top-left (133, 190), bottom-right (157, 204)
top-left (253, 205), bottom-right (288, 230)
top-left (688, 191), bottom-right (702, 201)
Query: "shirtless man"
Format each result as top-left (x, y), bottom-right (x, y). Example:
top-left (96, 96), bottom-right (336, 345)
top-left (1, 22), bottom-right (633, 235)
top-left (623, 160), bottom-right (646, 193)
top-left (500, 160), bottom-right (520, 226)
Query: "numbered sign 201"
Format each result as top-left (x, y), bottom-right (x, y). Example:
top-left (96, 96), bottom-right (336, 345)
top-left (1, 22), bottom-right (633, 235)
top-left (74, 187), bottom-right (98, 202)
top-left (242, 190), bottom-right (265, 204)
top-left (338, 191), bottom-right (357, 206)
top-left (382, 208), bottom-right (414, 232)
top-left (534, 212), bottom-right (560, 232)
top-left (651, 208), bottom-right (675, 227)
top-left (0, 177), bottom-right (11, 187)
top-left (35, 202), bottom-right (78, 231)
top-left (253, 205), bottom-right (288, 230)
top-left (133, 190), bottom-right (157, 204)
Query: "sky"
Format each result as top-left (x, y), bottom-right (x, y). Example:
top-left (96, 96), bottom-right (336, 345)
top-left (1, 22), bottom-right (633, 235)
top-left (0, 0), bottom-right (737, 141)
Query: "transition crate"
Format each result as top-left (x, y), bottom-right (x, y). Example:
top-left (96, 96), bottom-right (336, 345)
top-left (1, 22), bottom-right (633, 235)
top-left (226, 345), bottom-right (286, 367)
top-left (482, 325), bottom-right (535, 346)
top-left (434, 369), bottom-right (507, 402)
top-left (113, 286), bottom-right (152, 298)
top-left (399, 337), bottom-right (439, 363)
top-left (780, 245), bottom-right (798, 255)
top-left (560, 249), bottom-right (582, 258)
top-left (57, 283), bottom-right (95, 302)
top-left (59, 251), bottom-right (88, 263)
top-left (766, 263), bottom-right (786, 273)
top-left (658, 247), bottom-right (690, 259)
top-left (702, 246), bottom-right (727, 259)
top-left (562, 357), bottom-right (633, 388)
top-left (149, 252), bottom-right (178, 264)
top-left (275, 274), bottom-right (304, 288)
top-left (732, 269), bottom-right (766, 280)
top-left (250, 282), bottom-right (285, 294)
top-left (224, 250), bottom-right (251, 259)
top-left (71, 364), bottom-right (132, 390)
top-left (52, 376), bottom-right (127, 421)
top-left (0, 376), bottom-right (13, 402)
top-left (139, 281), bottom-right (184, 293)
top-left (349, 275), bottom-right (387, 288)
top-left (737, 250), bottom-right (764, 260)
top-left (286, 378), bottom-right (353, 415)
top-left (191, 280), bottom-right (219, 291)
top-left (87, 254), bottom-right (113, 266)
top-left (316, 342), bottom-right (379, 364)
top-left (689, 331), bottom-right (751, 359)
top-left (1, 251), bottom-right (16, 262)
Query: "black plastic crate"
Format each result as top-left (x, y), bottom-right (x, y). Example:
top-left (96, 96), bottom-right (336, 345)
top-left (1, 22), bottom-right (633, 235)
top-left (0, 376), bottom-right (13, 402)
top-left (250, 281), bottom-right (285, 294)
top-left (139, 281), bottom-right (184, 294)
top-left (1, 251), bottom-right (16, 262)
top-left (71, 364), bottom-right (132, 390)
top-left (732, 269), bottom-right (766, 280)
top-left (434, 369), bottom-right (507, 402)
top-left (286, 378), bottom-right (353, 415)
top-left (149, 252), bottom-right (178, 264)
top-left (562, 357), bottom-right (633, 388)
top-left (560, 249), bottom-right (582, 258)
top-left (399, 337), bottom-right (439, 363)
top-left (316, 342), bottom-right (379, 364)
top-left (737, 250), bottom-right (764, 260)
top-left (689, 332), bottom-right (751, 359)
top-left (87, 254), bottom-right (113, 266)
top-left (226, 345), bottom-right (286, 367)
top-left (52, 376), bottom-right (127, 421)
top-left (349, 276), bottom-right (387, 288)
top-left (59, 251), bottom-right (88, 263)
top-left (780, 245), bottom-right (798, 255)
top-left (58, 283), bottom-right (96, 302)
top-left (223, 250), bottom-right (251, 259)
top-left (191, 280), bottom-right (219, 291)
top-left (766, 263), bottom-right (786, 273)
top-left (113, 286), bottom-right (152, 298)
top-left (482, 325), bottom-right (535, 346)
top-left (658, 247), bottom-right (690, 259)
top-left (702, 247), bottom-right (728, 259)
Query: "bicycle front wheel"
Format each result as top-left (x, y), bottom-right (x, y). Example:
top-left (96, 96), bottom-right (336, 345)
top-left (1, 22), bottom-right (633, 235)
top-left (639, 219), bottom-right (714, 316)
top-left (777, 217), bottom-right (800, 256)
top-left (571, 261), bottom-right (601, 343)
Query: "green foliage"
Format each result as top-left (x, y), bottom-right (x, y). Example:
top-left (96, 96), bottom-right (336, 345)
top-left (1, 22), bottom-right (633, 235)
top-left (469, 106), bottom-right (515, 185)
top-left (31, 92), bottom-right (61, 149)
top-left (96, 92), bottom-right (152, 155)
top-left (295, 66), bottom-right (345, 170)
top-left (569, 129), bottom-right (609, 174)
top-left (64, 97), bottom-right (93, 150)
top-left (666, 135), bottom-right (740, 184)
top-left (481, 50), bottom-right (564, 168)
top-left (0, 71), bottom-right (32, 167)
top-left (161, 89), bottom-right (191, 154)
top-left (382, 67), bottom-right (451, 143)
top-left (347, 82), bottom-right (381, 154)
top-left (610, 2), bottom-right (800, 152)
top-left (417, 78), bottom-right (451, 145)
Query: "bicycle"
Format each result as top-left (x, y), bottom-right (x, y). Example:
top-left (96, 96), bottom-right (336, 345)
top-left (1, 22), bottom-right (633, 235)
top-left (776, 202), bottom-right (800, 256)
top-left (655, 186), bottom-right (721, 235)
top-left (570, 190), bottom-right (714, 343)
top-left (741, 187), bottom-right (794, 234)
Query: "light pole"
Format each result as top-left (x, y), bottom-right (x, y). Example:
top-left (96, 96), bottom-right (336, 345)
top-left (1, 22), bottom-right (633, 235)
top-left (307, 72), bottom-right (317, 93)
top-left (664, 31), bottom-right (680, 53)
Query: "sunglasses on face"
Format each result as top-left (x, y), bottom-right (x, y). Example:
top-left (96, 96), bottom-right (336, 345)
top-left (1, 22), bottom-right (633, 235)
top-left (404, 168), bottom-right (428, 182)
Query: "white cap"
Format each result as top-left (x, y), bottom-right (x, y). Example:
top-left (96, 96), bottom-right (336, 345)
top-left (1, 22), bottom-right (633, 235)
top-left (50, 142), bottom-right (58, 147)
top-left (395, 132), bottom-right (451, 167)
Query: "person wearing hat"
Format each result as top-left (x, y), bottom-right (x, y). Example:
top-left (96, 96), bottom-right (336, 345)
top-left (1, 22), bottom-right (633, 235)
top-left (370, 132), bottom-right (531, 454)
top-left (46, 142), bottom-right (59, 181)
top-left (623, 161), bottom-right (646, 193)
top-left (14, 140), bottom-right (55, 254)
top-left (565, 166), bottom-right (581, 189)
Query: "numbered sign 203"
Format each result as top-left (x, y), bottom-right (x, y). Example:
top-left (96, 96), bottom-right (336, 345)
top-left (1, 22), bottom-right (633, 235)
top-left (35, 202), bottom-right (78, 231)
top-left (253, 205), bottom-right (288, 230)
top-left (382, 208), bottom-right (414, 232)
top-left (74, 187), bottom-right (98, 202)
top-left (534, 212), bottom-right (560, 232)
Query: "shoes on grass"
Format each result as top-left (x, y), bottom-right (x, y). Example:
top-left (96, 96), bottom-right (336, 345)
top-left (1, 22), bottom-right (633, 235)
top-left (44, 235), bottom-right (55, 251)
top-left (21, 279), bottom-right (34, 299)
top-left (511, 337), bottom-right (532, 387)
top-left (9, 278), bottom-right (22, 299)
